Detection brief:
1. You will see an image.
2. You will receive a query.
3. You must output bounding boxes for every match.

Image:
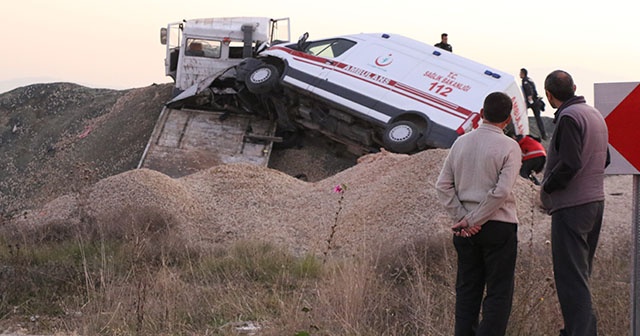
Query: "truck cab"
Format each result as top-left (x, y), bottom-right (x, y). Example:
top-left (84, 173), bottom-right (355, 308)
top-left (160, 17), bottom-right (290, 95)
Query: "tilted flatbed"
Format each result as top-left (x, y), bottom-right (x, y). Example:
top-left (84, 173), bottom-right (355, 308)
top-left (137, 106), bottom-right (277, 178)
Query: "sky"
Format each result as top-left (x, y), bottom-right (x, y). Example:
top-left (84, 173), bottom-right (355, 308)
top-left (1, 0), bottom-right (639, 118)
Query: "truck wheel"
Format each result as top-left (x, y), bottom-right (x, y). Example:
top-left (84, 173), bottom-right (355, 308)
top-left (383, 120), bottom-right (420, 153)
top-left (246, 64), bottom-right (279, 94)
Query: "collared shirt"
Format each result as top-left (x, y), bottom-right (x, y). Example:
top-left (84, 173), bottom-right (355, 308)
top-left (436, 123), bottom-right (521, 227)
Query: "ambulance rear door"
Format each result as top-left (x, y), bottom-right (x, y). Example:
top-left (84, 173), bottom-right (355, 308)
top-left (398, 50), bottom-right (496, 135)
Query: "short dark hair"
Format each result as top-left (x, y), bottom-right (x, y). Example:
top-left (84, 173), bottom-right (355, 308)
top-left (520, 68), bottom-right (528, 76)
top-left (544, 70), bottom-right (575, 101)
top-left (441, 33), bottom-right (448, 38)
top-left (483, 92), bottom-right (512, 123)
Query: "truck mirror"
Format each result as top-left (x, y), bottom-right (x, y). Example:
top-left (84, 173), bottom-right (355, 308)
top-left (160, 27), bottom-right (167, 45)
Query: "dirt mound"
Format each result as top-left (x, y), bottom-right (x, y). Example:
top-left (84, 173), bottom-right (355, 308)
top-left (8, 148), bottom-right (581, 258)
top-left (1, 83), bottom-right (631, 258)
top-left (0, 82), bottom-right (173, 215)
top-left (0, 83), bottom-right (358, 219)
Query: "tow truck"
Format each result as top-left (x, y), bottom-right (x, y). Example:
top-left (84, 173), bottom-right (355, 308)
top-left (137, 17), bottom-right (290, 177)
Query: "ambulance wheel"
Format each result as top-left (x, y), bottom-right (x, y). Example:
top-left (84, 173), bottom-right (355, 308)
top-left (383, 120), bottom-right (420, 153)
top-left (246, 64), bottom-right (279, 94)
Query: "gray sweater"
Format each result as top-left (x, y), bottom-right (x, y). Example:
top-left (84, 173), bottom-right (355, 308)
top-left (436, 123), bottom-right (521, 227)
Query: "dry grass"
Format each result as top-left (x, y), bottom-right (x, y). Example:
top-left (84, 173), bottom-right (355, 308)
top-left (0, 149), bottom-right (633, 335)
top-left (0, 209), bottom-right (631, 335)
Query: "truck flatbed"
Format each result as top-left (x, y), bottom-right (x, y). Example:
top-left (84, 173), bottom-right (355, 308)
top-left (138, 107), bottom-right (277, 178)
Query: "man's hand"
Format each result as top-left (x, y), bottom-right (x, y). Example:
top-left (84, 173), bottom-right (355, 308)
top-left (539, 189), bottom-right (552, 213)
top-left (452, 219), bottom-right (481, 237)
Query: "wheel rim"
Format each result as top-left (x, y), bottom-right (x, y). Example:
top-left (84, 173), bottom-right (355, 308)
top-left (250, 68), bottom-right (272, 84)
top-left (389, 124), bottom-right (413, 142)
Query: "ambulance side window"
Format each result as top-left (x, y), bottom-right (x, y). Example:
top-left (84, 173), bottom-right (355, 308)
top-left (306, 39), bottom-right (355, 58)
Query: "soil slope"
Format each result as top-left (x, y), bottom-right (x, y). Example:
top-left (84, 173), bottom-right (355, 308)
top-left (0, 83), bottom-right (631, 258)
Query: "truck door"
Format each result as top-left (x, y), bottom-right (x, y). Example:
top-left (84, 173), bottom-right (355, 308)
top-left (161, 22), bottom-right (182, 81)
top-left (268, 18), bottom-right (291, 45)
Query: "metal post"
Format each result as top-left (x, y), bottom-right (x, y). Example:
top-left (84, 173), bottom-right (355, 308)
top-left (633, 175), bottom-right (640, 335)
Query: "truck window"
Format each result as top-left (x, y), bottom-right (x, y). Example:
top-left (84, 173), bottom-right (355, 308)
top-left (228, 41), bottom-right (250, 59)
top-left (229, 47), bottom-right (243, 59)
top-left (185, 38), bottom-right (221, 58)
top-left (306, 39), bottom-right (355, 58)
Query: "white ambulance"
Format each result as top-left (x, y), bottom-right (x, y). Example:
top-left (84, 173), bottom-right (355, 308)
top-left (240, 32), bottom-right (529, 154)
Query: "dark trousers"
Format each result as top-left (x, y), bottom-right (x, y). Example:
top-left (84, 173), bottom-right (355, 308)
top-left (552, 201), bottom-right (604, 336)
top-left (520, 156), bottom-right (546, 179)
top-left (453, 221), bottom-right (518, 336)
top-left (530, 103), bottom-right (547, 139)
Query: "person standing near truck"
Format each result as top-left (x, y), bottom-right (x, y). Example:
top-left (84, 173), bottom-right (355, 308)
top-left (520, 68), bottom-right (547, 139)
top-left (436, 91), bottom-right (521, 336)
top-left (435, 33), bottom-right (453, 52)
top-left (540, 70), bottom-right (609, 336)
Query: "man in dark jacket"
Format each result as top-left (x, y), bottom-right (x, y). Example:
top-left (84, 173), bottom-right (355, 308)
top-left (435, 33), bottom-right (452, 52)
top-left (520, 68), bottom-right (547, 139)
top-left (540, 70), bottom-right (610, 336)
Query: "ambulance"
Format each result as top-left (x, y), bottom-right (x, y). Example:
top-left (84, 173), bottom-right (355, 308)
top-left (239, 32), bottom-right (529, 154)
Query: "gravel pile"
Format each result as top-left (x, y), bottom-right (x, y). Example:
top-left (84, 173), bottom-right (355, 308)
top-left (6, 124), bottom-right (632, 256)
top-left (9, 146), bottom-right (632, 258)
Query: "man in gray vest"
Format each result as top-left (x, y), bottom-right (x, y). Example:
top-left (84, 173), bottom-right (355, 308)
top-left (540, 70), bottom-right (610, 336)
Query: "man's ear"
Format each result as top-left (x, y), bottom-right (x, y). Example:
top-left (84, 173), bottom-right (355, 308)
top-left (504, 114), bottom-right (512, 126)
top-left (479, 108), bottom-right (484, 119)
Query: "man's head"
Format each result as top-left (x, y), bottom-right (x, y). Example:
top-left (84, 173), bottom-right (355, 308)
top-left (520, 68), bottom-right (528, 79)
top-left (441, 33), bottom-right (448, 43)
top-left (482, 92), bottom-right (513, 125)
top-left (544, 70), bottom-right (576, 106)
